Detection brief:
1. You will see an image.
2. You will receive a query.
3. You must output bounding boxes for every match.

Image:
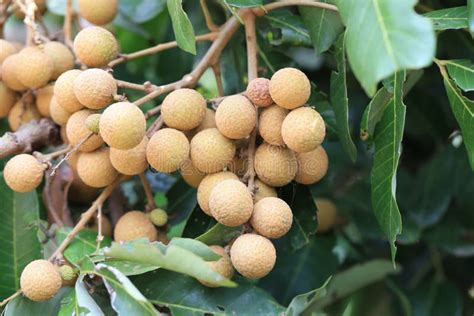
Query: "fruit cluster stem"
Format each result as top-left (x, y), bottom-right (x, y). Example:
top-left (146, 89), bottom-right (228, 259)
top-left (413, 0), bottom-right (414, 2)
top-left (0, 0), bottom-right (12, 38)
top-left (139, 173), bottom-right (157, 212)
top-left (63, 0), bottom-right (73, 48)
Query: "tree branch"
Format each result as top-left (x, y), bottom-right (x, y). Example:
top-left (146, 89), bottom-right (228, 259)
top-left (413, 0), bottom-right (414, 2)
top-left (63, 0), bottom-right (73, 48)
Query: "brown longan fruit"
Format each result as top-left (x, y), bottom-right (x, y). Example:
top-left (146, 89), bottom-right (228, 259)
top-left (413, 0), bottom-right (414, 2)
top-left (4, 154), bottom-right (45, 192)
top-left (315, 198), bottom-right (338, 233)
top-left (0, 81), bottom-right (17, 118)
top-left (295, 146), bottom-right (328, 185)
top-left (114, 211), bottom-right (158, 242)
top-left (161, 88), bottom-right (206, 131)
top-left (35, 84), bottom-right (54, 117)
top-left (282, 107), bottom-right (326, 153)
top-left (43, 41), bottom-right (75, 79)
top-left (250, 197), bottom-right (293, 239)
top-left (230, 233), bottom-right (276, 279)
top-left (1, 54), bottom-right (26, 91)
top-left (146, 128), bottom-right (189, 173)
top-left (16, 46), bottom-right (54, 89)
top-left (258, 105), bottom-right (288, 146)
top-left (254, 179), bottom-right (277, 203)
top-left (73, 26), bottom-right (119, 67)
top-left (77, 147), bottom-right (118, 188)
top-left (254, 143), bottom-right (297, 187)
top-left (180, 159), bottom-right (206, 188)
top-left (246, 78), bottom-right (273, 107)
top-left (269, 67), bottom-right (310, 109)
top-left (66, 109), bottom-right (104, 152)
top-left (78, 0), bottom-right (118, 25)
top-left (50, 97), bottom-right (72, 126)
top-left (215, 95), bottom-right (256, 140)
top-left (190, 128), bottom-right (236, 173)
top-left (8, 101), bottom-right (41, 131)
top-left (198, 245), bottom-right (234, 287)
top-left (0, 39), bottom-right (17, 65)
top-left (74, 69), bottom-right (117, 109)
top-left (197, 171), bottom-right (238, 215)
top-left (20, 260), bottom-right (62, 302)
top-left (109, 137), bottom-right (149, 175)
top-left (99, 102), bottom-right (146, 150)
top-left (54, 70), bottom-right (84, 113)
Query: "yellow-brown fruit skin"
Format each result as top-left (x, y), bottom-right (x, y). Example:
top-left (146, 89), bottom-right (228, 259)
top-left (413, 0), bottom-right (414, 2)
top-left (1, 54), bottom-right (27, 91)
top-left (215, 95), bottom-right (257, 140)
top-left (269, 67), bottom-right (310, 110)
top-left (254, 143), bottom-right (297, 187)
top-left (16, 47), bottom-right (54, 89)
top-left (114, 211), bottom-right (158, 242)
top-left (54, 70), bottom-right (84, 113)
top-left (4, 154), bottom-right (44, 192)
top-left (197, 172), bottom-right (238, 216)
top-left (110, 137), bottom-right (149, 175)
top-left (316, 198), bottom-right (337, 233)
top-left (73, 26), bottom-right (119, 67)
top-left (198, 246), bottom-right (234, 287)
top-left (246, 78), bottom-right (273, 107)
top-left (180, 159), bottom-right (206, 188)
top-left (258, 105), bottom-right (288, 146)
top-left (77, 147), bottom-right (118, 188)
top-left (146, 128), bottom-right (189, 173)
top-left (250, 197), bottom-right (293, 239)
top-left (8, 101), bottom-right (41, 131)
top-left (74, 69), bottom-right (117, 109)
top-left (282, 107), bottom-right (326, 153)
top-left (20, 260), bottom-right (62, 302)
top-left (254, 179), bottom-right (277, 203)
top-left (161, 88), bottom-right (206, 131)
top-left (50, 97), bottom-right (72, 126)
top-left (66, 110), bottom-right (104, 152)
top-left (195, 108), bottom-right (216, 133)
top-left (0, 82), bottom-right (16, 118)
top-left (190, 128), bottom-right (236, 173)
top-left (295, 146), bottom-right (328, 185)
top-left (230, 234), bottom-right (276, 279)
top-left (35, 84), bottom-right (54, 117)
top-left (99, 102), bottom-right (146, 150)
top-left (0, 39), bottom-right (17, 65)
top-left (43, 41), bottom-right (75, 79)
top-left (78, 0), bottom-right (118, 25)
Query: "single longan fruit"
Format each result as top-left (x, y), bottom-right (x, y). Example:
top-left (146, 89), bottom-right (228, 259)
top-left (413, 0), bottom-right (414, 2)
top-left (230, 233), bottom-right (276, 279)
top-left (99, 102), bottom-right (146, 150)
top-left (77, 147), bottom-right (118, 188)
top-left (180, 159), bottom-right (206, 188)
top-left (254, 179), bottom-right (277, 203)
top-left (20, 260), bottom-right (62, 302)
top-left (89, 216), bottom-right (113, 237)
top-left (190, 128), bottom-right (236, 173)
top-left (35, 84), bottom-right (54, 117)
top-left (43, 41), bottom-right (75, 79)
top-left (0, 81), bottom-right (17, 118)
top-left (209, 179), bottom-right (253, 227)
top-left (146, 128), bottom-right (189, 173)
top-left (195, 108), bottom-right (216, 133)
top-left (73, 26), bottom-right (119, 67)
top-left (254, 143), bottom-right (297, 187)
top-left (295, 146), bottom-right (328, 185)
top-left (68, 175), bottom-right (100, 204)
top-left (246, 78), bottom-right (273, 107)
top-left (78, 0), bottom-right (118, 25)
top-left (198, 245), bottom-right (234, 287)
top-left (282, 107), bottom-right (326, 153)
top-left (16, 46), bottom-right (54, 89)
top-left (148, 208), bottom-right (168, 227)
top-left (74, 69), bottom-right (117, 109)
top-left (258, 105), bottom-right (288, 146)
top-left (269, 68), bottom-right (310, 109)
top-left (215, 95), bottom-right (256, 139)
top-left (57, 265), bottom-right (77, 286)
top-left (1, 54), bottom-right (26, 91)
top-left (85, 113), bottom-right (101, 134)
top-left (0, 39), bottom-right (17, 65)
top-left (66, 109), bottom-right (104, 152)
top-left (316, 198), bottom-right (338, 233)
top-left (50, 97), bottom-right (72, 126)
top-left (4, 154), bottom-right (45, 192)
top-left (8, 101), bottom-right (41, 131)
top-left (161, 88), bottom-right (206, 131)
top-left (197, 171), bottom-right (238, 215)
top-left (110, 137), bottom-right (149, 175)
top-left (54, 70), bottom-right (84, 113)
top-left (250, 197), bottom-right (292, 239)
top-left (114, 211), bottom-right (158, 242)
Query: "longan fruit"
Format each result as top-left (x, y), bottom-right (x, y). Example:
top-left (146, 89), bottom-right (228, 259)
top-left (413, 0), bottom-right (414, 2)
top-left (57, 265), bottom-right (77, 287)
top-left (20, 260), bottom-right (62, 302)
top-left (295, 146), bottom-right (328, 185)
top-left (269, 67), bottom-right (310, 109)
top-left (282, 107), bottom-right (326, 153)
top-left (198, 245), bottom-right (234, 287)
top-left (254, 179), bottom-right (277, 203)
top-left (85, 113), bottom-right (101, 134)
top-left (209, 179), bottom-right (253, 227)
top-left (99, 102), bottom-right (146, 150)
top-left (50, 97), bottom-right (72, 126)
top-left (197, 171), bottom-right (238, 215)
top-left (68, 176), bottom-right (99, 204)
top-left (0, 39), bottom-right (17, 65)
top-left (148, 208), bottom-right (168, 227)
top-left (109, 137), bottom-right (149, 175)
top-left (4, 154), bottom-right (45, 192)
top-left (43, 41), bottom-right (75, 79)
top-left (215, 95), bottom-right (256, 139)
top-left (195, 108), bottom-right (217, 133)
top-left (77, 147), bottom-right (118, 188)
top-left (8, 101), bottom-right (41, 131)
top-left (66, 109), bottom-right (104, 152)
top-left (54, 70), bottom-right (84, 113)
top-left (180, 159), bottom-right (206, 188)
top-left (161, 88), bottom-right (206, 131)
top-left (0, 81), bottom-right (17, 118)
top-left (16, 46), bottom-right (54, 89)
top-left (35, 84), bottom-right (54, 117)
top-left (250, 197), bottom-right (292, 239)
top-left (146, 128), bottom-right (189, 173)
top-left (1, 54), bottom-right (26, 91)
top-left (190, 128), bottom-right (236, 173)
top-left (254, 143), bottom-right (297, 187)
top-left (78, 0), bottom-right (118, 25)
top-left (258, 104), bottom-right (288, 146)
top-left (73, 26), bottom-right (119, 67)
top-left (74, 69), bottom-right (117, 109)
top-left (246, 78), bottom-right (273, 107)
top-left (114, 211), bottom-right (158, 242)
top-left (315, 198), bottom-right (338, 233)
top-left (230, 233), bottom-right (276, 279)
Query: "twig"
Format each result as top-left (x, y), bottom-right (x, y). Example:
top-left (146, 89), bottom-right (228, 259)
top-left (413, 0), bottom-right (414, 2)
top-left (145, 105), bottom-right (162, 119)
top-left (35, 146), bottom-right (72, 162)
top-left (14, 0), bottom-right (40, 45)
top-left (200, 0), bottom-right (219, 32)
top-left (212, 63), bottom-right (225, 97)
top-left (0, 290), bottom-right (21, 307)
top-left (139, 173), bottom-right (156, 212)
top-left (259, 0), bottom-right (338, 14)
top-left (50, 132), bottom-right (94, 176)
top-left (96, 203), bottom-right (104, 250)
top-left (116, 80), bottom-right (157, 92)
top-left (63, 0), bottom-right (73, 48)
top-left (146, 116), bottom-right (163, 137)
top-left (0, 0), bottom-right (12, 38)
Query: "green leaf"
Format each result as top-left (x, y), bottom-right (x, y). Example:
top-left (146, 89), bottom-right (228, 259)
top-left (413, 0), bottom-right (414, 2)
top-left (195, 223), bottom-right (242, 246)
top-left (168, 238), bottom-right (221, 261)
top-left (224, 0), bottom-right (262, 8)
top-left (97, 260), bottom-right (159, 276)
top-left (119, 0), bottom-right (166, 23)
top-left (469, 1), bottom-right (474, 37)
top-left (409, 278), bottom-right (463, 316)
top-left (166, 178), bottom-right (197, 238)
top-left (166, 0), bottom-right (196, 54)
top-left (5, 288), bottom-right (72, 316)
top-left (336, 0), bottom-right (435, 96)
top-left (424, 6), bottom-right (468, 31)
top-left (370, 71), bottom-right (406, 264)
top-left (424, 222), bottom-right (474, 257)
top-left (286, 277), bottom-right (332, 316)
top-left (445, 59), bottom-right (474, 92)
top-left (264, 10), bottom-right (312, 47)
top-left (0, 175), bottom-right (41, 300)
top-left (330, 33), bottom-right (356, 162)
top-left (58, 275), bottom-right (104, 316)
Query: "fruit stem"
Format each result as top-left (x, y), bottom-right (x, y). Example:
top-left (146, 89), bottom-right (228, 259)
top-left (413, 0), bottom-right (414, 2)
top-left (139, 173), bottom-right (157, 212)
top-left (200, 0), bottom-right (220, 32)
top-left (0, 0), bottom-right (12, 39)
top-left (63, 0), bottom-right (73, 48)
top-left (211, 63), bottom-right (225, 97)
top-left (96, 203), bottom-right (104, 250)
top-left (50, 132), bottom-right (94, 176)
top-left (0, 290), bottom-right (21, 307)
